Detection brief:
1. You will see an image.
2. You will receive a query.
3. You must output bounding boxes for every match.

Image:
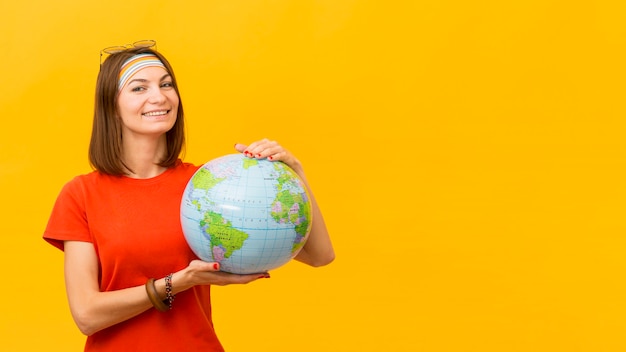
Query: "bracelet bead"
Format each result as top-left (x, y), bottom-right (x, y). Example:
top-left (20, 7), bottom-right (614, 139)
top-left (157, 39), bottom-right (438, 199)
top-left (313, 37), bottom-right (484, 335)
top-left (164, 273), bottom-right (175, 310)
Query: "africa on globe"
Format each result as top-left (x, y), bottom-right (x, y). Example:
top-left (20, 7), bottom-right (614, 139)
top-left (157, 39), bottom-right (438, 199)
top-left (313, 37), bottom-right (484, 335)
top-left (180, 153), bottom-right (312, 274)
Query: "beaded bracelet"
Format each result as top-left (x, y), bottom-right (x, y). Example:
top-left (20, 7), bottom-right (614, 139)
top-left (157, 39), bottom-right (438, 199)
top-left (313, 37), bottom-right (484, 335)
top-left (145, 278), bottom-right (168, 312)
top-left (164, 273), bottom-right (175, 310)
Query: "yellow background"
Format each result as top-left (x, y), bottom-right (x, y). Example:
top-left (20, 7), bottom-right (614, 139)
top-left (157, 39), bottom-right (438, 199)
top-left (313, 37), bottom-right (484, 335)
top-left (2, 0), bottom-right (626, 351)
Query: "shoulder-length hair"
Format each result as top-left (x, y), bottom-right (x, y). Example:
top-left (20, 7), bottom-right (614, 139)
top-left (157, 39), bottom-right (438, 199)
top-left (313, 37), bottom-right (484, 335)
top-left (89, 47), bottom-right (185, 176)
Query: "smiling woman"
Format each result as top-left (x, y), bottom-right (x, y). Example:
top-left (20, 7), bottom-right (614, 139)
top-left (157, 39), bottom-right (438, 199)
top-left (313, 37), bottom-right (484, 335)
top-left (89, 48), bottom-right (186, 177)
top-left (117, 64), bottom-right (180, 178)
top-left (41, 44), bottom-right (334, 352)
top-left (117, 63), bottom-right (179, 147)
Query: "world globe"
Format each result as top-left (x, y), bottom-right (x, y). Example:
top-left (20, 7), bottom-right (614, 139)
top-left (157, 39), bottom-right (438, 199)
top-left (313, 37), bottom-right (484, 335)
top-left (180, 153), bottom-right (312, 274)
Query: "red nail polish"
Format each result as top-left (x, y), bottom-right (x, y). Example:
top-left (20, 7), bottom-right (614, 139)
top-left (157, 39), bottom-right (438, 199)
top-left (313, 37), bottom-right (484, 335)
top-left (257, 153), bottom-right (262, 158)
top-left (213, 263), bottom-right (220, 270)
top-left (268, 155), bottom-right (273, 160)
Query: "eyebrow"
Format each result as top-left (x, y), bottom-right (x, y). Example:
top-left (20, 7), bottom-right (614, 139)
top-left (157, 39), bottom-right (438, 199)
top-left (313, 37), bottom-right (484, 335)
top-left (127, 73), bottom-right (172, 85)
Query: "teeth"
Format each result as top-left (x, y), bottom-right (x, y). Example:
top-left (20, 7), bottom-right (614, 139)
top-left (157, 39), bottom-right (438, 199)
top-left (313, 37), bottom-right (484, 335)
top-left (143, 110), bottom-right (168, 117)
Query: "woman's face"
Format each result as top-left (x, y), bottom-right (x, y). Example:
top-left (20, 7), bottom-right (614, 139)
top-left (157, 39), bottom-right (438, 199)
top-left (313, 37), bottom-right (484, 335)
top-left (116, 66), bottom-right (179, 138)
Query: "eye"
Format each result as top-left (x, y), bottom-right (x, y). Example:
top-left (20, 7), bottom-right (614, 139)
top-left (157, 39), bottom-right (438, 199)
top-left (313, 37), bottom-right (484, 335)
top-left (131, 86), bottom-right (146, 92)
top-left (161, 81), bottom-right (174, 88)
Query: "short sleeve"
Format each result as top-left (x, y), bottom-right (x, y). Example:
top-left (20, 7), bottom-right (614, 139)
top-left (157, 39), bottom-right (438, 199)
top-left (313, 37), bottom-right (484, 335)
top-left (43, 176), bottom-right (92, 251)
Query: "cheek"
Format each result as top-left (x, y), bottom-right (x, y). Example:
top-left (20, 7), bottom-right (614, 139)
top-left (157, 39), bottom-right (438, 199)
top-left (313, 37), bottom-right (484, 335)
top-left (168, 94), bottom-right (180, 115)
top-left (169, 92), bottom-right (180, 106)
top-left (118, 96), bottom-right (142, 116)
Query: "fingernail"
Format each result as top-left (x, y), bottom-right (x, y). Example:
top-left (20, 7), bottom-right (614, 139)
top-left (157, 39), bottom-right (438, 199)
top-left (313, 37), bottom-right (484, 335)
top-left (268, 155), bottom-right (273, 160)
top-left (257, 153), bottom-right (262, 158)
top-left (213, 263), bottom-right (220, 270)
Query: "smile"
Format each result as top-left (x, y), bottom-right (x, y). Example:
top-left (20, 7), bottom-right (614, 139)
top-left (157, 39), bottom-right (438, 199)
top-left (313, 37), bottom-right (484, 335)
top-left (143, 110), bottom-right (170, 117)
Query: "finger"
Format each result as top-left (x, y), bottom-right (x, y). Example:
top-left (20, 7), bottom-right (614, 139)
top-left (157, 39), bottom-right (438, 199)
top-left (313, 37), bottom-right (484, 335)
top-left (245, 272), bottom-right (271, 283)
top-left (243, 139), bottom-right (266, 153)
top-left (244, 139), bottom-right (274, 158)
top-left (233, 143), bottom-right (248, 153)
top-left (250, 141), bottom-right (284, 160)
top-left (189, 259), bottom-right (221, 272)
top-left (233, 271), bottom-right (270, 281)
top-left (219, 271), bottom-right (270, 285)
top-left (266, 149), bottom-right (287, 162)
top-left (256, 272), bottom-right (271, 279)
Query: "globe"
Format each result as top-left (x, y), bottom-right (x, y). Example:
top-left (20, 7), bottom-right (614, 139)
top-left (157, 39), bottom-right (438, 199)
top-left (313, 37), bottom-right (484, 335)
top-left (180, 153), bottom-right (312, 274)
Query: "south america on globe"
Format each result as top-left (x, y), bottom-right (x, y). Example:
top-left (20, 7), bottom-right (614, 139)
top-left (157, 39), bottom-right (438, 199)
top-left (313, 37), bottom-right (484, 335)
top-left (180, 153), bottom-right (312, 274)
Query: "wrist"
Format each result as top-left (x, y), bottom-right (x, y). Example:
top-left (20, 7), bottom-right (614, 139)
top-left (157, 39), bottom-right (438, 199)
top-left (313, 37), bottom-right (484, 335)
top-left (171, 269), bottom-right (193, 295)
top-left (145, 273), bottom-right (176, 311)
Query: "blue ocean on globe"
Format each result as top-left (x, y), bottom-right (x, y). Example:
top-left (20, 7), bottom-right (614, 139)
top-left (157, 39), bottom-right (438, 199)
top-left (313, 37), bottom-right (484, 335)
top-left (180, 153), bottom-right (312, 274)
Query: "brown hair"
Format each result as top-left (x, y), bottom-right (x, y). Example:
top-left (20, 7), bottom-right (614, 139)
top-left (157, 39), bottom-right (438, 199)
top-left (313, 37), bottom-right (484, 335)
top-left (89, 47), bottom-right (185, 175)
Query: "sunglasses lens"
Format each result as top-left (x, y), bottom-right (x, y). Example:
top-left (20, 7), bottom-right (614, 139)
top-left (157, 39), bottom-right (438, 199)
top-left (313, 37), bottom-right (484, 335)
top-left (102, 46), bottom-right (129, 55)
top-left (133, 40), bottom-right (156, 48)
top-left (100, 41), bottom-right (157, 67)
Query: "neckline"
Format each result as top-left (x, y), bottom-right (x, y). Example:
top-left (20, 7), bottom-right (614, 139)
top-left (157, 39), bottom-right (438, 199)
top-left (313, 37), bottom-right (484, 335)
top-left (116, 160), bottom-right (182, 185)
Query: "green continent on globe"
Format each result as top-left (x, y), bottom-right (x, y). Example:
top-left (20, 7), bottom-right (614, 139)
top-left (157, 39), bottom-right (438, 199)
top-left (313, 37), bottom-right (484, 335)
top-left (270, 164), bottom-right (311, 253)
top-left (242, 158), bottom-right (259, 169)
top-left (276, 167), bottom-right (298, 188)
top-left (271, 190), bottom-right (310, 236)
top-left (191, 168), bottom-right (225, 191)
top-left (199, 211), bottom-right (248, 258)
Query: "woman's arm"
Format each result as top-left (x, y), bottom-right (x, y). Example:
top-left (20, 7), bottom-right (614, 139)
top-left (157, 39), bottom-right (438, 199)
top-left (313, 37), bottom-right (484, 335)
top-left (64, 241), bottom-right (266, 336)
top-left (64, 241), bottom-right (152, 335)
top-left (289, 171), bottom-right (335, 267)
top-left (235, 139), bottom-right (335, 267)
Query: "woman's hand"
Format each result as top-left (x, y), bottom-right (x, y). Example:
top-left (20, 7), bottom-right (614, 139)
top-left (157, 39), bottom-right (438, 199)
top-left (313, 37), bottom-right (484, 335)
top-left (174, 260), bottom-right (269, 292)
top-left (234, 139), bottom-right (303, 174)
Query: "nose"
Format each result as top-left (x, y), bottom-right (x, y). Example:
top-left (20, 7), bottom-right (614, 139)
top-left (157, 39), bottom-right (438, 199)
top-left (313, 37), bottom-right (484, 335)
top-left (148, 87), bottom-right (167, 104)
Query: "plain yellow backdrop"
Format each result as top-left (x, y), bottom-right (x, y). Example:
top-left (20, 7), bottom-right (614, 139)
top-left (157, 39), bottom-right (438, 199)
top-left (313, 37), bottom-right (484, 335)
top-left (2, 0), bottom-right (626, 351)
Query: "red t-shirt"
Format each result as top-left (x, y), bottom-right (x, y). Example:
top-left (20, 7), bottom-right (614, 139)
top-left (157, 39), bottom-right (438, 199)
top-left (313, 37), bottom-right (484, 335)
top-left (43, 161), bottom-right (224, 351)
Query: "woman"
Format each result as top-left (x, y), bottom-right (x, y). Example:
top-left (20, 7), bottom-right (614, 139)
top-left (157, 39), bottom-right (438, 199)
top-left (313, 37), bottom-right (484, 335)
top-left (43, 45), bottom-right (334, 351)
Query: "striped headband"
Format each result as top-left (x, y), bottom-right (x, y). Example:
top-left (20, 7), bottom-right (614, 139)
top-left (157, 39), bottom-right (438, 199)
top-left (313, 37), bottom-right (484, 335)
top-left (118, 53), bottom-right (166, 90)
